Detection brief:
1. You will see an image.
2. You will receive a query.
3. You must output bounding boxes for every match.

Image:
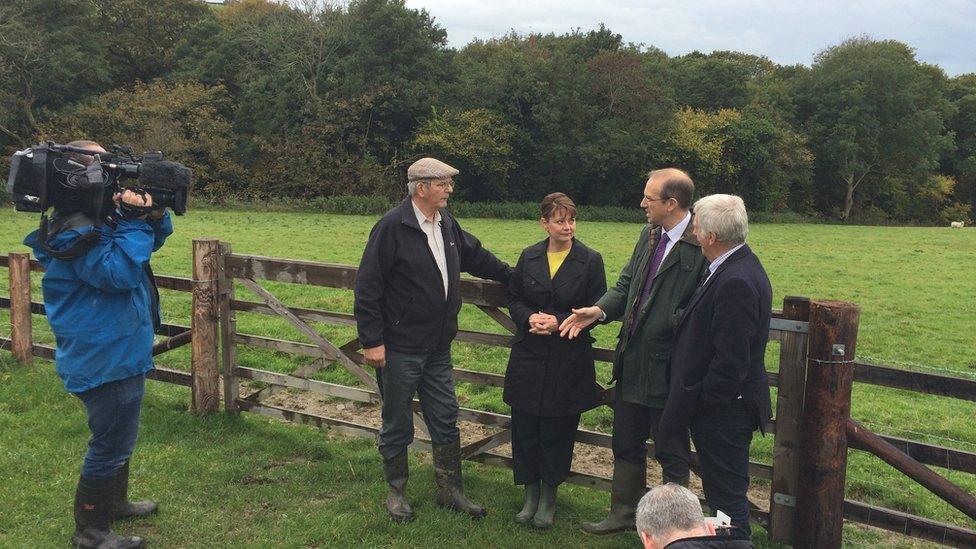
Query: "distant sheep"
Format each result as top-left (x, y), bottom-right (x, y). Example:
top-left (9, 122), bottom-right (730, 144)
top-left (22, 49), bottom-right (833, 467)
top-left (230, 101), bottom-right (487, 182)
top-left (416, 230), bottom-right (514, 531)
top-left (950, 221), bottom-right (965, 228)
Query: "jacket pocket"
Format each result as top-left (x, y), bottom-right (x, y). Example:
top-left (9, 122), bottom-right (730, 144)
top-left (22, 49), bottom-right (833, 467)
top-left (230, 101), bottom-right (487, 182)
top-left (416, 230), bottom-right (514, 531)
top-left (392, 296), bottom-right (416, 326)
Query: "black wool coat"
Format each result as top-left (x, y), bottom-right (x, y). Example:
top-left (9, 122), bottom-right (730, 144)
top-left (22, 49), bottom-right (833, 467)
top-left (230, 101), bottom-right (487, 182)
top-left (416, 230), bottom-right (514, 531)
top-left (503, 238), bottom-right (607, 416)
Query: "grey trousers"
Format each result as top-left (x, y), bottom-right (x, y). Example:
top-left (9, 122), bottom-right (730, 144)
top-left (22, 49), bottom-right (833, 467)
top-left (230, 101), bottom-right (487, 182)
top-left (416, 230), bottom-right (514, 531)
top-left (376, 349), bottom-right (460, 460)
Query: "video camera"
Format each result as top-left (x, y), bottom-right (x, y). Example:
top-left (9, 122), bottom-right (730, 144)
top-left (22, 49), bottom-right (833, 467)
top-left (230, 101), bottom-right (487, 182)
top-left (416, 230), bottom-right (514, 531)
top-left (6, 141), bottom-right (191, 216)
top-left (5, 141), bottom-right (192, 258)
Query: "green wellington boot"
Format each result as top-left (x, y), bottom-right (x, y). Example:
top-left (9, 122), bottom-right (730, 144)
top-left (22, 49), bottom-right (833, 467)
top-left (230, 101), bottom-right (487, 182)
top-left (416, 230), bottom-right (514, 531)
top-left (432, 440), bottom-right (487, 519)
top-left (383, 450), bottom-right (415, 522)
top-left (514, 481), bottom-right (540, 524)
top-left (580, 459), bottom-right (646, 535)
top-left (72, 475), bottom-right (144, 549)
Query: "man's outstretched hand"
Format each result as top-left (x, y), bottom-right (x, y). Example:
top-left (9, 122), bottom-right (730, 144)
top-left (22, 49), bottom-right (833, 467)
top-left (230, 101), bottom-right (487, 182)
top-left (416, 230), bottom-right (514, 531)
top-left (558, 306), bottom-right (603, 339)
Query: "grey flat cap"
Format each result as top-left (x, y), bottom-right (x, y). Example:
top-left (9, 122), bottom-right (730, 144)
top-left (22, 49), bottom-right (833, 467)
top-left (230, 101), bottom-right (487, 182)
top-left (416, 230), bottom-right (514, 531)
top-left (408, 157), bottom-right (459, 181)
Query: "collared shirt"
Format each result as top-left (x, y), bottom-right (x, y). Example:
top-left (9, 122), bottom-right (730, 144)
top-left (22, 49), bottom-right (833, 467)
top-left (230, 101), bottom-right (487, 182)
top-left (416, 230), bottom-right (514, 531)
top-left (412, 200), bottom-right (449, 298)
top-left (598, 212), bottom-right (692, 322)
top-left (705, 243), bottom-right (746, 284)
top-left (659, 211), bottom-right (692, 267)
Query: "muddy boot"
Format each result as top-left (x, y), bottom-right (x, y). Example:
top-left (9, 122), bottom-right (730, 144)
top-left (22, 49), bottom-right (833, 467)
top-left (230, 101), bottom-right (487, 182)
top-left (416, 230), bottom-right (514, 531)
top-left (72, 475), bottom-right (145, 549)
top-left (432, 440), bottom-right (487, 519)
top-left (531, 482), bottom-right (558, 530)
top-left (581, 459), bottom-right (645, 535)
top-left (383, 450), bottom-right (414, 522)
top-left (514, 481), bottom-right (540, 524)
top-left (115, 461), bottom-right (157, 520)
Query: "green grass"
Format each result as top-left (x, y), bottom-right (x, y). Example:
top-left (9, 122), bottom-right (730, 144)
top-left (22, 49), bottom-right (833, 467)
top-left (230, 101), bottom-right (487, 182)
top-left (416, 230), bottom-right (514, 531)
top-left (1, 206), bottom-right (974, 547)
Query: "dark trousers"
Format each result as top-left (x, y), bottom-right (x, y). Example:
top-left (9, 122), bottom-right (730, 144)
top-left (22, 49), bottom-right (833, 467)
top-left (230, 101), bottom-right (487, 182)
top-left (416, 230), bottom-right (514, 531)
top-left (510, 409), bottom-right (581, 486)
top-left (376, 349), bottom-right (460, 460)
top-left (611, 393), bottom-right (690, 484)
top-left (691, 402), bottom-right (756, 538)
top-left (75, 373), bottom-right (146, 478)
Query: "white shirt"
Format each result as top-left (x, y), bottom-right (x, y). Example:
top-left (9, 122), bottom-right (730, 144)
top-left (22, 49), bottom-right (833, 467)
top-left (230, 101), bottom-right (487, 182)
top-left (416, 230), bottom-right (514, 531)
top-left (412, 200), bottom-right (449, 298)
top-left (659, 211), bottom-right (692, 270)
top-left (704, 243), bottom-right (746, 284)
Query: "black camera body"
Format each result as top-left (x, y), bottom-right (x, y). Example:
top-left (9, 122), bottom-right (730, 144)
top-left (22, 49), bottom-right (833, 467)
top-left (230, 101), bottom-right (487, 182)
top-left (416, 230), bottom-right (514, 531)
top-left (6, 142), bottom-right (191, 216)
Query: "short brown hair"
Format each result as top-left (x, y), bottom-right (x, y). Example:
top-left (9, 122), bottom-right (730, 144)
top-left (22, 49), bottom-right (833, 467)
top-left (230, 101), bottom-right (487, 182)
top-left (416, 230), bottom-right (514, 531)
top-left (540, 192), bottom-right (577, 220)
top-left (647, 168), bottom-right (694, 209)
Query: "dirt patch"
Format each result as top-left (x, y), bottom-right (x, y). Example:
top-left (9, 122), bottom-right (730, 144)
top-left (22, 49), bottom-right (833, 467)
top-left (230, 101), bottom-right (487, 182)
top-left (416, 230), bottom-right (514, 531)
top-left (247, 386), bottom-right (768, 508)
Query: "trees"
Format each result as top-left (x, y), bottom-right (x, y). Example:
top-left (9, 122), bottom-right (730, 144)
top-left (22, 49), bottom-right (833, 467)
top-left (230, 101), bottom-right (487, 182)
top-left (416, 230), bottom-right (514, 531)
top-left (0, 0), bottom-right (110, 147)
top-left (412, 108), bottom-right (517, 202)
top-left (797, 38), bottom-right (954, 220)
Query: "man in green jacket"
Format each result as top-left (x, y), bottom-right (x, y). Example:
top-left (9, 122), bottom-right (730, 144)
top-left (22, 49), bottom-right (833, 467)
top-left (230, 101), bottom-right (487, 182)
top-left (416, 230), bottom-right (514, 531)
top-left (560, 168), bottom-right (709, 534)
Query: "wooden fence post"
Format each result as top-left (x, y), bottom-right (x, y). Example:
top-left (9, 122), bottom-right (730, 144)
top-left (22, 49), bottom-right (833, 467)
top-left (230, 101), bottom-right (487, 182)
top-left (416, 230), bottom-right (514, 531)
top-left (8, 253), bottom-right (33, 365)
top-left (191, 238), bottom-right (221, 413)
top-left (793, 300), bottom-right (861, 549)
top-left (217, 242), bottom-right (239, 413)
top-left (768, 296), bottom-right (811, 544)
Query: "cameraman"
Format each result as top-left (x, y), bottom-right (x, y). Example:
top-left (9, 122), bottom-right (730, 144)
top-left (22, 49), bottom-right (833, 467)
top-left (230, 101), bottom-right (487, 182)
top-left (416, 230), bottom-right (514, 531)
top-left (23, 141), bottom-right (172, 549)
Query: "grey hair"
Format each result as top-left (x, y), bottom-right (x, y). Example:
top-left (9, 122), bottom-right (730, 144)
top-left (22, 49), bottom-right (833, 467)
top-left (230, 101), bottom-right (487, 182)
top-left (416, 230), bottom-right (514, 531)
top-left (692, 194), bottom-right (749, 245)
top-left (407, 179), bottom-right (431, 196)
top-left (636, 484), bottom-right (707, 545)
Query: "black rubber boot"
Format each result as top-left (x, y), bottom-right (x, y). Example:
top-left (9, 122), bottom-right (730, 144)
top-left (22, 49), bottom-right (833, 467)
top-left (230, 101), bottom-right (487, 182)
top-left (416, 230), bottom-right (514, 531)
top-left (514, 481), bottom-right (540, 524)
top-left (432, 440), bottom-right (487, 519)
top-left (72, 475), bottom-right (145, 548)
top-left (531, 482), bottom-right (558, 529)
top-left (580, 459), bottom-right (646, 535)
top-left (115, 461), bottom-right (158, 520)
top-left (383, 451), bottom-right (415, 522)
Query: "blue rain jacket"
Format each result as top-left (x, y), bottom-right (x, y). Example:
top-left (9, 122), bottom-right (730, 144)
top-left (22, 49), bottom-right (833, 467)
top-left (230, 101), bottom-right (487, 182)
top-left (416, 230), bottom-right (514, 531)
top-left (23, 213), bottom-right (173, 393)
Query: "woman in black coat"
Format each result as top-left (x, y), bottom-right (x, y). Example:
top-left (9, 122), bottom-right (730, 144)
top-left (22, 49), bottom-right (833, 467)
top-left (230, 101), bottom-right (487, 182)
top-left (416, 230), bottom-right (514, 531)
top-left (504, 192), bottom-right (607, 529)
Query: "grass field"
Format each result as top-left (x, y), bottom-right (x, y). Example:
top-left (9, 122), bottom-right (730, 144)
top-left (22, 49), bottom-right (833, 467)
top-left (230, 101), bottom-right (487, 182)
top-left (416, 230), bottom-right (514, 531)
top-left (1, 206), bottom-right (974, 547)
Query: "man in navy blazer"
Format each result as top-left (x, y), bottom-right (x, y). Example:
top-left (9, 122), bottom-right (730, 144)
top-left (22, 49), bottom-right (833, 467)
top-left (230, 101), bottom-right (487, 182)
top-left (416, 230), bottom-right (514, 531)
top-left (658, 194), bottom-right (772, 538)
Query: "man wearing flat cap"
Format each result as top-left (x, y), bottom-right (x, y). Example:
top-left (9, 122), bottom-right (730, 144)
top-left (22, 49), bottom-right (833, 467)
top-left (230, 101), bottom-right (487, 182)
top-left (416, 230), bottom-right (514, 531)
top-left (354, 157), bottom-right (512, 523)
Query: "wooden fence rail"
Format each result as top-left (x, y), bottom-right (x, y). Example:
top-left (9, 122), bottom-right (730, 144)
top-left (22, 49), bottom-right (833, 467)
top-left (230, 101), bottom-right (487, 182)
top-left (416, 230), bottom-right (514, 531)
top-left (3, 246), bottom-right (975, 547)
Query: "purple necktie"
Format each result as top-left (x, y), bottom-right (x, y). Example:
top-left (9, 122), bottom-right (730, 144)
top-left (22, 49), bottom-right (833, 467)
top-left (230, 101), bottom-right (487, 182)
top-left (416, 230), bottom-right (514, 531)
top-left (629, 231), bottom-right (669, 334)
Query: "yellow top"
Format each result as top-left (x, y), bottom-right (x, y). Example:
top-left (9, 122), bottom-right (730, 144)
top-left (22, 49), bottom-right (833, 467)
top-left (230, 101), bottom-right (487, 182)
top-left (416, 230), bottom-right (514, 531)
top-left (547, 248), bottom-right (571, 279)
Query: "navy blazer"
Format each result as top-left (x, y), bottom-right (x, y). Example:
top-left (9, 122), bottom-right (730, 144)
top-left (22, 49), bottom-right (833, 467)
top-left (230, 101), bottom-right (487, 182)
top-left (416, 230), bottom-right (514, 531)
top-left (658, 244), bottom-right (773, 437)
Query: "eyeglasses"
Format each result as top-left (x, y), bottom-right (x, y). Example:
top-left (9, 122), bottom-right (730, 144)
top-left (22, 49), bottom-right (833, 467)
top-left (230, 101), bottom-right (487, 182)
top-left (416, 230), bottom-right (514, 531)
top-left (643, 195), bottom-right (672, 203)
top-left (431, 179), bottom-right (455, 189)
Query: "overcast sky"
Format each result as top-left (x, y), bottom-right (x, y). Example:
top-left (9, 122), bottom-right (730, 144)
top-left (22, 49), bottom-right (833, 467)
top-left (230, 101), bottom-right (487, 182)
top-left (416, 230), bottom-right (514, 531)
top-left (403, 0), bottom-right (976, 77)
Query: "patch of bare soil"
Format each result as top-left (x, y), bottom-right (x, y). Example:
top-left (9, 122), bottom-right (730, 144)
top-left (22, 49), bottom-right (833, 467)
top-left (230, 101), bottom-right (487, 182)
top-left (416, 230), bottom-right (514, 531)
top-left (246, 386), bottom-right (768, 507)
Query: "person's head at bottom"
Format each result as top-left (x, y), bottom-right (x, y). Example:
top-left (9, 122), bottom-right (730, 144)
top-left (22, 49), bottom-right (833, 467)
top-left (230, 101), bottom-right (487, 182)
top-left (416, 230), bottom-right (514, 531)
top-left (637, 483), bottom-right (745, 549)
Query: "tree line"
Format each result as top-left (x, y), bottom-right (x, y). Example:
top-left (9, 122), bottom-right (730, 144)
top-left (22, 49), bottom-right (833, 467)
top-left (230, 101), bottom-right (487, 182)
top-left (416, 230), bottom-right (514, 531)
top-left (1, 0), bottom-right (973, 224)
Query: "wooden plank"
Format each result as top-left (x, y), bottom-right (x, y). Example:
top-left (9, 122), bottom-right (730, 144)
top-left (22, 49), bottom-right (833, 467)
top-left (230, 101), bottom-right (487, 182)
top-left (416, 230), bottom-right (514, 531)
top-left (850, 432), bottom-right (976, 476)
top-left (0, 255), bottom-right (44, 272)
top-left (31, 343), bottom-right (54, 360)
top-left (191, 239), bottom-right (221, 413)
top-left (151, 330), bottom-right (192, 356)
top-left (234, 367), bottom-right (381, 404)
top-left (461, 429), bottom-right (512, 459)
top-left (847, 419), bottom-right (976, 522)
top-left (452, 368), bottom-right (506, 388)
top-left (225, 254), bottom-right (508, 307)
top-left (235, 333), bottom-right (329, 359)
top-left (8, 253), bottom-right (32, 364)
top-left (769, 296), bottom-right (810, 544)
top-left (154, 275), bottom-right (193, 292)
top-left (238, 278), bottom-right (378, 391)
top-left (844, 499), bottom-right (976, 547)
top-left (795, 300), bottom-right (861, 549)
top-left (218, 242), bottom-right (240, 413)
top-left (476, 305), bottom-right (516, 333)
top-left (853, 361), bottom-right (976, 402)
top-left (146, 367), bottom-right (192, 386)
